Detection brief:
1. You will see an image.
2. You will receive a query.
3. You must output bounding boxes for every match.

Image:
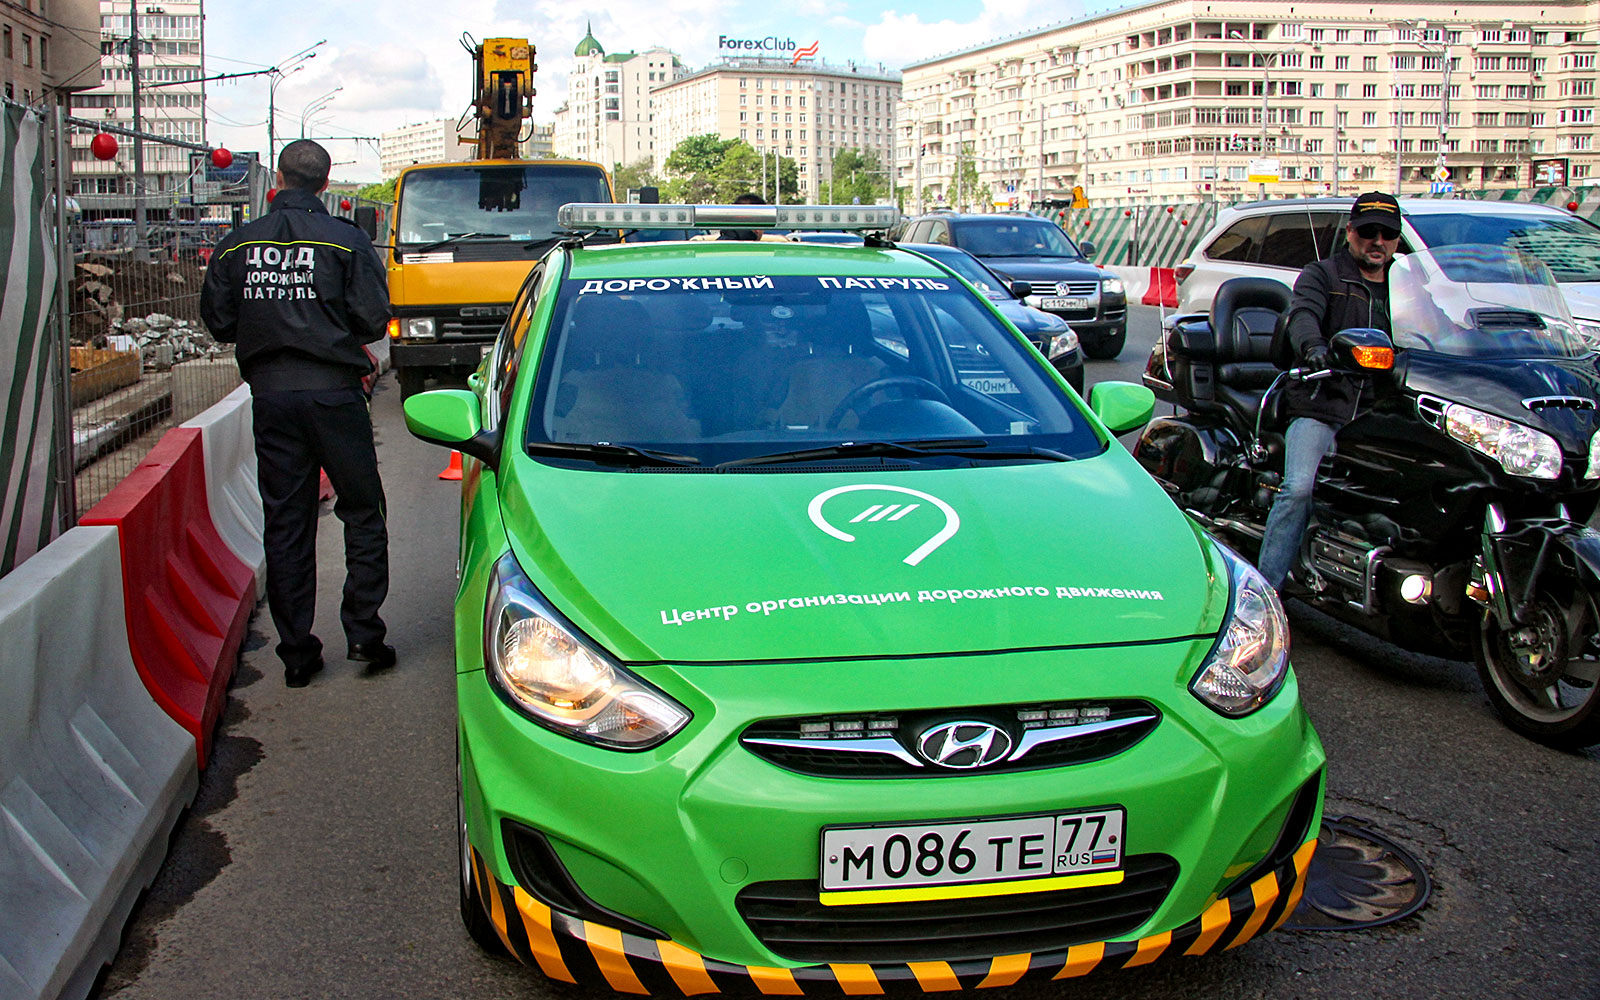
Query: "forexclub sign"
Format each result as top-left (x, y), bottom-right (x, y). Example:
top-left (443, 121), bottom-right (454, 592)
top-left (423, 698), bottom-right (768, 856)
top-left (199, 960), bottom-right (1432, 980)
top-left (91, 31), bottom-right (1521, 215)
top-left (716, 34), bottom-right (820, 64)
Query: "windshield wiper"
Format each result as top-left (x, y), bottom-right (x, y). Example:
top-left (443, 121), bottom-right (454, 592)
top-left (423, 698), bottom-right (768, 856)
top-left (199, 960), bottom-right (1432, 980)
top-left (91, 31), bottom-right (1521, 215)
top-left (715, 438), bottom-right (1072, 470)
top-left (526, 441), bottom-right (701, 467)
top-left (410, 232), bottom-right (511, 253)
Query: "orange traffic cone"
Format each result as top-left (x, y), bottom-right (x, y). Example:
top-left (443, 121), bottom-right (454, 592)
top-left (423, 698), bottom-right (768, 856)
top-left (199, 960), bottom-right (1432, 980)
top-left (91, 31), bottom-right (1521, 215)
top-left (438, 450), bottom-right (463, 481)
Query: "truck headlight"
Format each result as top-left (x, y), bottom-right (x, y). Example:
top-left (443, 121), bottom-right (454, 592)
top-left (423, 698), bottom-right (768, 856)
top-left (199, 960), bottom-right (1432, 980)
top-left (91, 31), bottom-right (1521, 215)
top-left (484, 552), bottom-right (690, 749)
top-left (1443, 401), bottom-right (1562, 480)
top-left (1190, 543), bottom-right (1290, 717)
top-left (1101, 276), bottom-right (1125, 296)
top-left (1048, 329), bottom-right (1080, 357)
top-left (405, 317), bottom-right (437, 340)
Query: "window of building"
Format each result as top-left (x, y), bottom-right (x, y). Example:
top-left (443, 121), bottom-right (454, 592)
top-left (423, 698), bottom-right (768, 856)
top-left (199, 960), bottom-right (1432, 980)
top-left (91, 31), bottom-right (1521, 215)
top-left (1310, 55), bottom-right (1323, 69)
top-left (1334, 56), bottom-right (1348, 70)
top-left (1363, 84), bottom-right (1377, 98)
top-left (1476, 56), bottom-right (1502, 71)
top-left (1335, 83), bottom-right (1349, 98)
top-left (1477, 85), bottom-right (1501, 99)
top-left (3, 26), bottom-right (11, 60)
top-left (1334, 28), bottom-right (1350, 42)
top-left (1363, 56), bottom-right (1378, 71)
top-left (22, 33), bottom-right (31, 67)
top-left (1362, 112), bottom-right (1376, 126)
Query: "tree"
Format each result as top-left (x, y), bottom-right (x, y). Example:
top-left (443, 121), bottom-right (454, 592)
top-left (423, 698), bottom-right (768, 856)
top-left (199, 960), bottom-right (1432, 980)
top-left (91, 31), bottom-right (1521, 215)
top-left (950, 143), bottom-right (989, 212)
top-left (660, 134), bottom-right (800, 203)
top-left (356, 177), bottom-right (397, 203)
top-left (612, 158), bottom-right (659, 197)
top-left (817, 148), bottom-right (889, 205)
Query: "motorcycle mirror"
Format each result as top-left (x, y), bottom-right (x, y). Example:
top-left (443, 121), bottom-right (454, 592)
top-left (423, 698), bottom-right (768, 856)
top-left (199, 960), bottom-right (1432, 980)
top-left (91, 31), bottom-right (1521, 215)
top-left (1331, 327), bottom-right (1395, 371)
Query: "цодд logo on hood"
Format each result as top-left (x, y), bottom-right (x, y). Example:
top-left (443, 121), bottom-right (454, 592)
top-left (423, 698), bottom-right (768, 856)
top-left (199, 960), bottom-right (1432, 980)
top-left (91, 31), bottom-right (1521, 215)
top-left (808, 484), bottom-right (960, 566)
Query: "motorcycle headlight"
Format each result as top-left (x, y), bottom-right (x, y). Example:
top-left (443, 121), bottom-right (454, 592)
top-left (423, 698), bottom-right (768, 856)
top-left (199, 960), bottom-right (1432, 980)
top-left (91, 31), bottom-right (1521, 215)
top-left (1575, 321), bottom-right (1600, 351)
top-left (405, 317), bottom-right (437, 340)
top-left (1443, 402), bottom-right (1562, 480)
top-left (1101, 276), bottom-right (1125, 296)
top-left (1190, 544), bottom-right (1290, 717)
top-left (1048, 329), bottom-right (1080, 357)
top-left (484, 552), bottom-right (690, 749)
top-left (1587, 429), bottom-right (1600, 480)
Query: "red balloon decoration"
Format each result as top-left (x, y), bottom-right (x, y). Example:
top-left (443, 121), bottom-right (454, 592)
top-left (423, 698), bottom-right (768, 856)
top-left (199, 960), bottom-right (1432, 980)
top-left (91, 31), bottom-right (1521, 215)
top-left (1124, 210), bottom-right (1132, 217)
top-left (340, 198), bottom-right (353, 211)
top-left (1166, 206), bottom-right (1174, 213)
top-left (1181, 219), bottom-right (1189, 226)
top-left (266, 188), bottom-right (278, 202)
top-left (90, 133), bottom-right (119, 160)
top-left (1568, 201), bottom-right (1581, 212)
top-left (210, 147), bottom-right (233, 169)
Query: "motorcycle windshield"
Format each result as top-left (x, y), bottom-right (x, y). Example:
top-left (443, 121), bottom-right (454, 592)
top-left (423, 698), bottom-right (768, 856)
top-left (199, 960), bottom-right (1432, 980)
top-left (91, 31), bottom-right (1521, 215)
top-left (1389, 244), bottom-right (1591, 359)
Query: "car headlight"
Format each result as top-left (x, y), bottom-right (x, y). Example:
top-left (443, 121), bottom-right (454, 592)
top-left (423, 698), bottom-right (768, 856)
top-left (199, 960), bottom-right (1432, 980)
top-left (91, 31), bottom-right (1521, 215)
top-left (1575, 321), bottom-right (1600, 350)
top-left (1190, 543), bottom-right (1290, 717)
top-left (484, 552), bottom-right (690, 749)
top-left (1442, 401), bottom-right (1562, 480)
top-left (1587, 429), bottom-right (1600, 480)
top-left (1101, 277), bottom-right (1125, 296)
top-left (405, 317), bottom-right (437, 340)
top-left (1048, 329), bottom-right (1080, 357)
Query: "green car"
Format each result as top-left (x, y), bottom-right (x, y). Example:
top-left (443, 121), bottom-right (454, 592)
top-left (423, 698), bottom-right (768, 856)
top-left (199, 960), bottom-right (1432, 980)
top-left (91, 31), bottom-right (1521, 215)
top-left (404, 203), bottom-right (1324, 995)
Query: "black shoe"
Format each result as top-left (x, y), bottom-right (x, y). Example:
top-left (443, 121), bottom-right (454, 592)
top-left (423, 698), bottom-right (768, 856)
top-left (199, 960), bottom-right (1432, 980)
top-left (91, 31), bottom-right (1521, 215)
top-left (285, 657), bottom-right (325, 688)
top-left (347, 641), bottom-right (397, 673)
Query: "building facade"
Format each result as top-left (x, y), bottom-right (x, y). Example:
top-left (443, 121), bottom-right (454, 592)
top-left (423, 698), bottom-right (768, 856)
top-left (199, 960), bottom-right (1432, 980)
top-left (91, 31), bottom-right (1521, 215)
top-left (553, 25), bottom-right (683, 170)
top-left (70, 0), bottom-right (205, 213)
top-left (379, 118), bottom-right (478, 177)
top-left (1, 0), bottom-right (99, 107)
top-left (898, 0), bottom-right (1600, 210)
top-left (651, 59), bottom-right (900, 199)
top-left (522, 121), bottom-right (554, 159)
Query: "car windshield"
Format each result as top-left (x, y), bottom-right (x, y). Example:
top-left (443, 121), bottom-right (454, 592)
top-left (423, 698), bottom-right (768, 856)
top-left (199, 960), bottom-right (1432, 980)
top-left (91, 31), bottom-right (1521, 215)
top-left (1389, 245), bottom-right (1591, 359)
top-left (394, 164), bottom-right (610, 245)
top-left (955, 220), bottom-right (1081, 258)
top-left (1407, 212), bottom-right (1600, 283)
top-left (911, 247), bottom-right (1005, 294)
top-left (526, 271), bottom-right (1100, 467)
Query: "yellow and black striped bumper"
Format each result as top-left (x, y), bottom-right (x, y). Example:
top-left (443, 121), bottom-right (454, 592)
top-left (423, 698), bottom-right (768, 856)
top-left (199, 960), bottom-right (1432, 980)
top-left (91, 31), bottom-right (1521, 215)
top-left (469, 837), bottom-right (1316, 994)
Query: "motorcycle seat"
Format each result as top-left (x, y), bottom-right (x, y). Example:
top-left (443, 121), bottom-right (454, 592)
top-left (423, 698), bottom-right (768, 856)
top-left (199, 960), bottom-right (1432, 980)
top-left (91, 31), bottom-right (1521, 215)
top-left (1210, 278), bottom-right (1292, 424)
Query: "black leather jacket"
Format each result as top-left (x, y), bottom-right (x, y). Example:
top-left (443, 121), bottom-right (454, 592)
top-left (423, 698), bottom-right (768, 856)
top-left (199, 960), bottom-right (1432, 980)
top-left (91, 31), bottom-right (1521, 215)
top-left (200, 188), bottom-right (391, 390)
top-left (1280, 249), bottom-right (1391, 427)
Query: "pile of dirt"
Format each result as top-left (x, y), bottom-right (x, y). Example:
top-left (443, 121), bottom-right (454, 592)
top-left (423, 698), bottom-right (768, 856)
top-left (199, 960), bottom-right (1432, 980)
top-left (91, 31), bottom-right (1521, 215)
top-left (72, 254), bottom-right (206, 346)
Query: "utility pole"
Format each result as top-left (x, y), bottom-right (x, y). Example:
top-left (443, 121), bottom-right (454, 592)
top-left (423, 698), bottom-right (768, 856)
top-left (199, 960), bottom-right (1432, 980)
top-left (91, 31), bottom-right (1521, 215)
top-left (129, 0), bottom-right (146, 247)
top-left (1333, 103), bottom-right (1340, 195)
top-left (1037, 103), bottom-right (1045, 211)
top-left (1394, 59), bottom-right (1404, 195)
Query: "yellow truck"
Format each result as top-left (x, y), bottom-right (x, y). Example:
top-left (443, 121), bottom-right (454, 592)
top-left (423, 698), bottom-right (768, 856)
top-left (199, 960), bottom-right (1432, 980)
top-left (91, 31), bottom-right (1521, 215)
top-left (384, 37), bottom-right (612, 397)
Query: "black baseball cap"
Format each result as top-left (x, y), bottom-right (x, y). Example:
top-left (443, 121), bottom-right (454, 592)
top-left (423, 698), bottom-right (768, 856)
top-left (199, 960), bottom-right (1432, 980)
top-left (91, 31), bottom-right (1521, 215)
top-left (1350, 192), bottom-right (1402, 230)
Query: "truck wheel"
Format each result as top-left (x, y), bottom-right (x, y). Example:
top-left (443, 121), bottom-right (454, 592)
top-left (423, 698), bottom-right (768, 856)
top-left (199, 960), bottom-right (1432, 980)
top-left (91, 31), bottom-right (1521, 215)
top-left (397, 369), bottom-right (427, 399)
top-left (1083, 326), bottom-right (1126, 360)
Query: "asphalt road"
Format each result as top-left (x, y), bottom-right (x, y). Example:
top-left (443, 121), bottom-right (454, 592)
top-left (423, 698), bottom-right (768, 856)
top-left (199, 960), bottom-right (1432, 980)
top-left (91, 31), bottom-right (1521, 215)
top-left (94, 305), bottom-right (1600, 1000)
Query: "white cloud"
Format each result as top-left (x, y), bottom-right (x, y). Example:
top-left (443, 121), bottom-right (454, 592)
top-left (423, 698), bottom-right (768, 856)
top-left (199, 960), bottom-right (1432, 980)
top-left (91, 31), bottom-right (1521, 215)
top-left (862, 0), bottom-right (1079, 68)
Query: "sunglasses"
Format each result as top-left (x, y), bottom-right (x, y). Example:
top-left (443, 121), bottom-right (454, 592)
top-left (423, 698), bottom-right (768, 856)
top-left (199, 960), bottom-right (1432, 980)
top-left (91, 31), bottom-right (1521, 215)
top-left (1355, 223), bottom-right (1401, 241)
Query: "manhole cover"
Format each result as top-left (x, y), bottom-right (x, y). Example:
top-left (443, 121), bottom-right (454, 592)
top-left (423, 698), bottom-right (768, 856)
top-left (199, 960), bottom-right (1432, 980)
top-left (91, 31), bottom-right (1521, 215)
top-left (1281, 816), bottom-right (1430, 930)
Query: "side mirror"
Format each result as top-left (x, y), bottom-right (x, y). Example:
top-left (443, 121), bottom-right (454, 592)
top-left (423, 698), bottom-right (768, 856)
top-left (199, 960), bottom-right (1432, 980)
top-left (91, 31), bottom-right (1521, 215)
top-left (1330, 327), bottom-right (1395, 371)
top-left (1088, 380), bottom-right (1156, 435)
top-left (638, 185), bottom-right (660, 204)
top-left (354, 206), bottom-right (378, 241)
top-left (403, 389), bottom-right (500, 469)
top-left (1079, 239), bottom-right (1097, 259)
top-left (1009, 280), bottom-right (1033, 299)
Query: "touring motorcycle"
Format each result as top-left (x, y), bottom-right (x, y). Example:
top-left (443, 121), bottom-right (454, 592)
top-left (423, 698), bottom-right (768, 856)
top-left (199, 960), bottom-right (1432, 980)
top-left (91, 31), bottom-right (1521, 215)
top-left (1136, 245), bottom-right (1600, 749)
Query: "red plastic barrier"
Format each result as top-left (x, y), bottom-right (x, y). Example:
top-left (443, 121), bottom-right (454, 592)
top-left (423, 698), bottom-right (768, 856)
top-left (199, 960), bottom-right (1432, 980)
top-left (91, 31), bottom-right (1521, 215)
top-left (1141, 267), bottom-right (1179, 307)
top-left (82, 428), bottom-right (253, 768)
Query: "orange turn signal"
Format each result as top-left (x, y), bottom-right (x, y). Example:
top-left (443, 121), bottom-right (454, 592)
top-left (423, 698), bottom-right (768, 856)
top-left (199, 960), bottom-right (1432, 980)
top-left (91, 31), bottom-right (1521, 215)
top-left (387, 317), bottom-right (401, 340)
top-left (1351, 346), bottom-right (1394, 370)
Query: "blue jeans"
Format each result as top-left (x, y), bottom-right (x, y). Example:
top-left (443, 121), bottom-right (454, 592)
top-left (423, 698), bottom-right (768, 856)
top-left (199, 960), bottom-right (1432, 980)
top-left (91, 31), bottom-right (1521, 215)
top-left (1257, 417), bottom-right (1338, 589)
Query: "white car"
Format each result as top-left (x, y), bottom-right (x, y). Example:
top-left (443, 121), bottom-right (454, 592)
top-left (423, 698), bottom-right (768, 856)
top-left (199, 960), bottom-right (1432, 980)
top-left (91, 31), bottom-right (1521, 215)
top-left (1174, 198), bottom-right (1600, 345)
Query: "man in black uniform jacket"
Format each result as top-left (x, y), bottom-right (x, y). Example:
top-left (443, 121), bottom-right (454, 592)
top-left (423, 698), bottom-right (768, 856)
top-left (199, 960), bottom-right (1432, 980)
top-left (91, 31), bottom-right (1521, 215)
top-left (201, 139), bottom-right (395, 686)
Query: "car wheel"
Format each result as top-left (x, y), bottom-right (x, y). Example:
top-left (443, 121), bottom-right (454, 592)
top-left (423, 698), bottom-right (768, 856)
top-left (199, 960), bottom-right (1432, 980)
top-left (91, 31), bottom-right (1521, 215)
top-left (397, 369), bottom-right (427, 399)
top-left (1083, 326), bottom-right (1126, 360)
top-left (458, 744), bottom-right (508, 955)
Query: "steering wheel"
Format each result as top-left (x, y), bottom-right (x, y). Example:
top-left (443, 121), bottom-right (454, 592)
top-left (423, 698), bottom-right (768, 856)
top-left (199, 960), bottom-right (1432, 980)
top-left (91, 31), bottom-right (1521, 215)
top-left (825, 376), bottom-right (951, 429)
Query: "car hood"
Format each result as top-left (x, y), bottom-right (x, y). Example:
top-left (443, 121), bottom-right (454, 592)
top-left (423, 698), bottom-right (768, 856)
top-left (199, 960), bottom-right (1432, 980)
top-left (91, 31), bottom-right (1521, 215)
top-left (497, 453), bottom-right (1228, 664)
top-left (1560, 281), bottom-right (1600, 324)
top-left (991, 298), bottom-right (1068, 338)
top-left (975, 258), bottom-right (1101, 283)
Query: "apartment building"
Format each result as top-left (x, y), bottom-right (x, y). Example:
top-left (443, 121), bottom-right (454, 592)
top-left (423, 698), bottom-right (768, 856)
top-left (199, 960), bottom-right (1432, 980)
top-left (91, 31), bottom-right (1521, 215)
top-left (70, 0), bottom-right (205, 213)
top-left (1, 0), bottom-right (99, 107)
top-left (899, 0), bottom-right (1600, 209)
top-left (552, 26), bottom-right (683, 169)
top-left (650, 59), bottom-right (900, 199)
top-left (379, 118), bottom-right (477, 178)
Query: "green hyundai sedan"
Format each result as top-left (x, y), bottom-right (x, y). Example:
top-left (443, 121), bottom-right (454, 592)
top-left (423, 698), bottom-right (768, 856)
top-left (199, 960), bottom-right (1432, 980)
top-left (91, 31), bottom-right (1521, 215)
top-left (403, 203), bottom-right (1324, 995)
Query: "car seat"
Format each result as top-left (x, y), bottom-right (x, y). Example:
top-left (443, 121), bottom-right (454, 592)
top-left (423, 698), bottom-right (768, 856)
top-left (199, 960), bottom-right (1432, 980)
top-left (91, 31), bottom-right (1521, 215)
top-left (774, 297), bottom-right (886, 429)
top-left (553, 296), bottom-right (701, 443)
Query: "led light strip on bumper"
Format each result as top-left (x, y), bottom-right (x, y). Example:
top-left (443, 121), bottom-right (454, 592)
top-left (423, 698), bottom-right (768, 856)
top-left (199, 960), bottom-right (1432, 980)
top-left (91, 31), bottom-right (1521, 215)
top-left (469, 837), bottom-right (1316, 995)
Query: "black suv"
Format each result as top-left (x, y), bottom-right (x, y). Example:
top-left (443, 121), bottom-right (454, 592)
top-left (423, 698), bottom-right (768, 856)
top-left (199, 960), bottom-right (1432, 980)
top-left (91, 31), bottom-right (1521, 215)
top-left (896, 213), bottom-right (1127, 358)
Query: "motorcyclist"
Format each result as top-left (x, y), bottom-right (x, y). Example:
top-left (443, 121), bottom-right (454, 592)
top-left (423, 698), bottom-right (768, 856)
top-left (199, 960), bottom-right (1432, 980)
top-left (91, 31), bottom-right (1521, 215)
top-left (1257, 192), bottom-right (1401, 589)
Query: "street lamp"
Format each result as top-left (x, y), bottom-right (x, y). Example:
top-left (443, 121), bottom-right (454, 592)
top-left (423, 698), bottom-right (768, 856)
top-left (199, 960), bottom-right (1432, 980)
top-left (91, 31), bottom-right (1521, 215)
top-left (1228, 30), bottom-right (1278, 199)
top-left (299, 86), bottom-right (343, 138)
top-left (266, 40), bottom-right (326, 169)
top-left (1396, 20), bottom-right (1453, 194)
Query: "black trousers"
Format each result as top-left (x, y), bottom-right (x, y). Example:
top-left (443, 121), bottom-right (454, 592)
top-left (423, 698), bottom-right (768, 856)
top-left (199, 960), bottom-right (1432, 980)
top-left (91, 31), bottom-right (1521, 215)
top-left (251, 386), bottom-right (389, 670)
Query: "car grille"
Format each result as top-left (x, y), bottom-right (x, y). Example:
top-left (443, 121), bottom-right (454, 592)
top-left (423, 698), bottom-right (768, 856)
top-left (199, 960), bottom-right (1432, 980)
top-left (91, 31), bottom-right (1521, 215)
top-left (735, 853), bottom-right (1179, 963)
top-left (740, 700), bottom-right (1159, 778)
top-left (1056, 280), bottom-right (1100, 297)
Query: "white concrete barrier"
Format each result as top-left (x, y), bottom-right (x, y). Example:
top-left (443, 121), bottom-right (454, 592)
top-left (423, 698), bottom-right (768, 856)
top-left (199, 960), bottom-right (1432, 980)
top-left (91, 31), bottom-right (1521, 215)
top-left (0, 526), bottom-right (198, 1000)
top-left (1100, 264), bottom-right (1150, 304)
top-left (182, 383), bottom-right (265, 598)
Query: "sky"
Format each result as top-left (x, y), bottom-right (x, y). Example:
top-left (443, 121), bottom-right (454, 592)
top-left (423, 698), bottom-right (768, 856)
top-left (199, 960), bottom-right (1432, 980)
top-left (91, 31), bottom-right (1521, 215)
top-left (202, 0), bottom-right (1101, 182)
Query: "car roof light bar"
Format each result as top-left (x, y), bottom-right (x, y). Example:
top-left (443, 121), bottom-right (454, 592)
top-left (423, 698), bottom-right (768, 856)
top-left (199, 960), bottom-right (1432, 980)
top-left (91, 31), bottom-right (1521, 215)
top-left (556, 203), bottom-right (900, 232)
